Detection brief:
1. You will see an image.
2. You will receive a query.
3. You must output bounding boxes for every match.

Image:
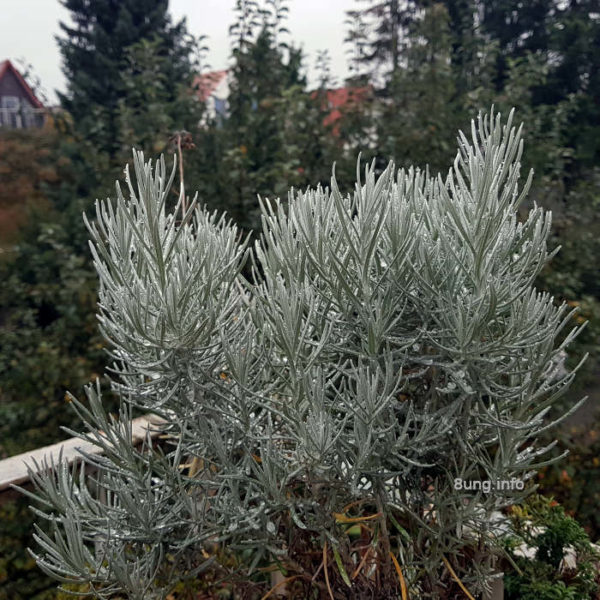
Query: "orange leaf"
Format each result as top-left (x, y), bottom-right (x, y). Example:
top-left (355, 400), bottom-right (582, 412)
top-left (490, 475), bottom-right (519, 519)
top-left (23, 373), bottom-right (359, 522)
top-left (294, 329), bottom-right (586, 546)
top-left (333, 511), bottom-right (382, 523)
top-left (389, 552), bottom-right (409, 600)
top-left (442, 556), bottom-right (475, 600)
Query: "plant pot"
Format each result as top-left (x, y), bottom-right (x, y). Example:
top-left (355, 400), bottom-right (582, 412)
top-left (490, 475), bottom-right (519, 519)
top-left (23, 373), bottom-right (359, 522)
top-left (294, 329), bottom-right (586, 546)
top-left (483, 572), bottom-right (504, 600)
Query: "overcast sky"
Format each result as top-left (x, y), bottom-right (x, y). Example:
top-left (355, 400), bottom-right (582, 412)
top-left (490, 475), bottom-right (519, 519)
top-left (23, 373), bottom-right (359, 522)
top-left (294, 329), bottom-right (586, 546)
top-left (1, 0), bottom-right (356, 105)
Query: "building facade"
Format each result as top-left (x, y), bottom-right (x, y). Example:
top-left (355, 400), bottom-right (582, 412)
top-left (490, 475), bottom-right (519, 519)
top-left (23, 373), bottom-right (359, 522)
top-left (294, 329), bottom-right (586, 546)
top-left (0, 60), bottom-right (46, 129)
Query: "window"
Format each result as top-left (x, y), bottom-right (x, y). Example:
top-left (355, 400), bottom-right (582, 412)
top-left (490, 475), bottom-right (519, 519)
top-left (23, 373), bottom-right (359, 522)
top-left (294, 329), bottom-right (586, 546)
top-left (1, 96), bottom-right (19, 109)
top-left (214, 97), bottom-right (226, 117)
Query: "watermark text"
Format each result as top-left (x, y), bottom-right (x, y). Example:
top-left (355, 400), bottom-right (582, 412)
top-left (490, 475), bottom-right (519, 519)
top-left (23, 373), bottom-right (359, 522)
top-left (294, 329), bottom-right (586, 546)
top-left (454, 478), bottom-right (524, 493)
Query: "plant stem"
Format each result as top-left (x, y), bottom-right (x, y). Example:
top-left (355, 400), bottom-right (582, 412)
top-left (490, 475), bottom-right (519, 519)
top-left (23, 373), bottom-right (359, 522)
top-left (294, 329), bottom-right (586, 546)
top-left (177, 132), bottom-right (187, 214)
top-left (376, 487), bottom-right (393, 587)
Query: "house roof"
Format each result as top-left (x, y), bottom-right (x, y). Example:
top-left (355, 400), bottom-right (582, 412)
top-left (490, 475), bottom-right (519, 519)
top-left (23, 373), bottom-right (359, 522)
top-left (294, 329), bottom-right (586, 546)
top-left (193, 70), bottom-right (228, 102)
top-left (192, 69), bottom-right (373, 135)
top-left (0, 60), bottom-right (45, 108)
top-left (311, 86), bottom-right (373, 127)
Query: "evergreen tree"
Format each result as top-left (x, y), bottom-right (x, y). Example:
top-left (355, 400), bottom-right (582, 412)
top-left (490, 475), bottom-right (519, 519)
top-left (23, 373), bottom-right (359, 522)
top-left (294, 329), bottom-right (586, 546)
top-left (344, 8), bottom-right (371, 81)
top-left (548, 1), bottom-right (600, 170)
top-left (57, 0), bottom-right (196, 155)
top-left (371, 3), bottom-right (458, 174)
top-left (473, 0), bottom-right (600, 172)
top-left (221, 0), bottom-right (307, 231)
top-left (345, 0), bottom-right (422, 82)
top-left (479, 0), bottom-right (554, 90)
top-left (273, 51), bottom-right (341, 192)
top-left (115, 35), bottom-right (204, 160)
top-left (444, 0), bottom-right (480, 94)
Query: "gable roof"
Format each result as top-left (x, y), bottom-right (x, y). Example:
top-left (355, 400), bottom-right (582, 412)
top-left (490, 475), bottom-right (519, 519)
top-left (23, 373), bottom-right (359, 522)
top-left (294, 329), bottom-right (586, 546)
top-left (192, 69), bottom-right (373, 135)
top-left (0, 60), bottom-right (45, 108)
top-left (311, 86), bottom-right (373, 127)
top-left (193, 70), bottom-right (228, 102)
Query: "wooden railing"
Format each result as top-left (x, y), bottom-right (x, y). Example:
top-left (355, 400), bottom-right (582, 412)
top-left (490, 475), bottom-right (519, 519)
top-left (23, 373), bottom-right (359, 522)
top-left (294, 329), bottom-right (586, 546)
top-left (0, 413), bottom-right (165, 502)
top-left (0, 413), bottom-right (506, 598)
top-left (0, 106), bottom-right (46, 129)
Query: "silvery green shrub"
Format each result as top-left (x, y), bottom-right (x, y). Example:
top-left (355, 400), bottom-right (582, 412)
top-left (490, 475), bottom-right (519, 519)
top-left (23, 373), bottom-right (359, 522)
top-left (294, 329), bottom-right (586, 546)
top-left (21, 110), bottom-right (587, 599)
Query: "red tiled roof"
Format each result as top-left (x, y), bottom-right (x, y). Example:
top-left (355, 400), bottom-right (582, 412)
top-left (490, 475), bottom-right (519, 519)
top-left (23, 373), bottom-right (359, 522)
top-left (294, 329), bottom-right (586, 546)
top-left (192, 70), bottom-right (228, 102)
top-left (191, 70), bottom-right (372, 136)
top-left (311, 85), bottom-right (373, 132)
top-left (0, 60), bottom-right (45, 108)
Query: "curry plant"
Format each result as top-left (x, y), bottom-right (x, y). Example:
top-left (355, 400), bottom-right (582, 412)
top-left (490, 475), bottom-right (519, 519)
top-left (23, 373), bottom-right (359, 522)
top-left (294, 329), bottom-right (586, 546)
top-left (19, 109), bottom-right (587, 599)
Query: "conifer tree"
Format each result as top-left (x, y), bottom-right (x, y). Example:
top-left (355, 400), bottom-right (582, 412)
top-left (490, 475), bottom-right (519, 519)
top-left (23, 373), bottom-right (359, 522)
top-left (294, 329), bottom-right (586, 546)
top-left (57, 0), bottom-right (196, 155)
top-left (222, 0), bottom-right (307, 232)
top-left (377, 3), bottom-right (458, 173)
top-left (115, 35), bottom-right (204, 160)
top-left (443, 0), bottom-right (481, 94)
top-left (478, 0), bottom-right (554, 90)
top-left (345, 0), bottom-right (419, 81)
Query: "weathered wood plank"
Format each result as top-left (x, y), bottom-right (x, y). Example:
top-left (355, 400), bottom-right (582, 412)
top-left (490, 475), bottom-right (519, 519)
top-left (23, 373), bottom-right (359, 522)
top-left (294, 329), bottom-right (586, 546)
top-left (0, 413), bottom-right (166, 493)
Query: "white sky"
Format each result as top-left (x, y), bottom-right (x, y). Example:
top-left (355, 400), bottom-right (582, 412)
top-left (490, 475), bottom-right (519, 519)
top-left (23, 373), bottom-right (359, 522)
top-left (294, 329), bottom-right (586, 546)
top-left (0, 0), bottom-right (355, 105)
